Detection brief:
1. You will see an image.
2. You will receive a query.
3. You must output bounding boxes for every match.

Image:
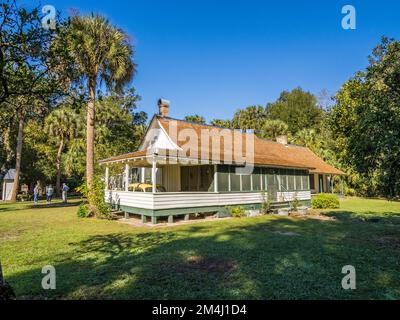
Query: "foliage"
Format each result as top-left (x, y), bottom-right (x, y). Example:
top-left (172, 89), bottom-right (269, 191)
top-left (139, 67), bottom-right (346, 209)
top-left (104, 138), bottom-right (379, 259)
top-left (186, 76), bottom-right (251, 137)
top-left (76, 203), bottom-right (90, 218)
top-left (291, 197), bottom-right (301, 211)
top-left (331, 37), bottom-right (400, 198)
top-left (210, 119), bottom-right (232, 128)
top-left (0, 0), bottom-right (66, 105)
top-left (261, 191), bottom-right (271, 214)
top-left (232, 105), bottom-right (267, 131)
top-left (184, 114), bottom-right (206, 124)
top-left (266, 87), bottom-right (324, 135)
top-left (227, 206), bottom-right (246, 218)
top-left (76, 177), bottom-right (111, 219)
top-left (61, 13), bottom-right (136, 209)
top-left (63, 14), bottom-right (136, 94)
top-left (259, 119), bottom-right (288, 140)
top-left (311, 193), bottom-right (340, 209)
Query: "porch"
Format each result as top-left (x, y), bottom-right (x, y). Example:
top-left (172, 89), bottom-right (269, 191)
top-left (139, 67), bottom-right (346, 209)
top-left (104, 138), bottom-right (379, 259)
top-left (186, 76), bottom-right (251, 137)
top-left (102, 154), bottom-right (312, 224)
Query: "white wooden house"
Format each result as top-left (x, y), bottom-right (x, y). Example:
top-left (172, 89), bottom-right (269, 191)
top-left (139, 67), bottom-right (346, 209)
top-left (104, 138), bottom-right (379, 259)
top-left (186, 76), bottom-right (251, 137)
top-left (100, 100), bottom-right (344, 224)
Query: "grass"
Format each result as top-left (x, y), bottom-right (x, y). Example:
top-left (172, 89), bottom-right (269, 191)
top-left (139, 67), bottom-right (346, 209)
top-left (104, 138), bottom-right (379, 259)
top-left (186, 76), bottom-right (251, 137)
top-left (0, 197), bottom-right (399, 300)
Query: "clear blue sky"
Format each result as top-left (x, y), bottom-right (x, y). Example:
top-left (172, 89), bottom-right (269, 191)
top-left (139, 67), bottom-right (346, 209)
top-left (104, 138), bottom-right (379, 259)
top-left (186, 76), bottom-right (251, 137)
top-left (31, 0), bottom-right (400, 121)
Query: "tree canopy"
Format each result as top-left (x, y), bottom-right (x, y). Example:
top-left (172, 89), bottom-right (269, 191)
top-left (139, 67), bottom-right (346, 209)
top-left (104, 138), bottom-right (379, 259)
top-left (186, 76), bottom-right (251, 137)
top-left (266, 88), bottom-right (324, 134)
top-left (331, 37), bottom-right (400, 197)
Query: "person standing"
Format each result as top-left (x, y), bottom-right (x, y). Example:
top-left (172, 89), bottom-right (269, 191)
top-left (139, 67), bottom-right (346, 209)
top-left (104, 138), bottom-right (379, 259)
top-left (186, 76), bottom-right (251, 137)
top-left (33, 183), bottom-right (40, 205)
top-left (62, 183), bottom-right (70, 203)
top-left (46, 184), bottom-right (54, 204)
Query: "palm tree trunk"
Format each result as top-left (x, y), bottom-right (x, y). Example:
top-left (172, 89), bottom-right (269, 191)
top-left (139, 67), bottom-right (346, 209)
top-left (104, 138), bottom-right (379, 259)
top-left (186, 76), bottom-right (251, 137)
top-left (55, 139), bottom-right (64, 197)
top-left (86, 79), bottom-right (96, 189)
top-left (0, 259), bottom-right (4, 285)
top-left (10, 117), bottom-right (24, 202)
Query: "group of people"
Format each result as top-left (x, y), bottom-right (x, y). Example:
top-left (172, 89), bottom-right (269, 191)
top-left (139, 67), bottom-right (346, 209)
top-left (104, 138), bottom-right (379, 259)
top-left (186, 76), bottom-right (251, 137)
top-left (33, 183), bottom-right (70, 205)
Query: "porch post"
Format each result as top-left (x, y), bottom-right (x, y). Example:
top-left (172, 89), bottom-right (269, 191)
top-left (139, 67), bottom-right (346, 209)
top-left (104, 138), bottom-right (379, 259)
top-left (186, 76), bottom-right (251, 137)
top-left (214, 164), bottom-right (218, 193)
top-left (331, 175), bottom-right (334, 194)
top-left (105, 166), bottom-right (109, 191)
top-left (340, 177), bottom-right (344, 196)
top-left (152, 156), bottom-right (157, 193)
top-left (125, 163), bottom-right (130, 192)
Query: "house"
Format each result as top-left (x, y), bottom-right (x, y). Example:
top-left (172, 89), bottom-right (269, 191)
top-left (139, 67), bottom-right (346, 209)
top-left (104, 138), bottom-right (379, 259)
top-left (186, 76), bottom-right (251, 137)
top-left (1, 169), bottom-right (16, 201)
top-left (100, 100), bottom-right (344, 224)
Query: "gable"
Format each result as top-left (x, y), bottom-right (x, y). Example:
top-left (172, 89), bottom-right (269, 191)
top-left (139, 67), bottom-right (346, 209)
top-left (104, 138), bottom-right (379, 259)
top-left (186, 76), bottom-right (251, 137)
top-left (139, 116), bottom-right (181, 153)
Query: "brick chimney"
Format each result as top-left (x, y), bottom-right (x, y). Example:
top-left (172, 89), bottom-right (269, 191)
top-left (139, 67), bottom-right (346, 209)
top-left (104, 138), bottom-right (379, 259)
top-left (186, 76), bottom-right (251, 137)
top-left (276, 135), bottom-right (288, 145)
top-left (158, 99), bottom-right (170, 117)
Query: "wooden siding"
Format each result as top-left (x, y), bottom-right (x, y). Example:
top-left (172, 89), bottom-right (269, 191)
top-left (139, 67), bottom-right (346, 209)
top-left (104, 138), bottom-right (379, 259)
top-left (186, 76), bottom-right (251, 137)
top-left (162, 165), bottom-right (181, 192)
top-left (106, 190), bottom-right (311, 210)
top-left (277, 191), bottom-right (311, 202)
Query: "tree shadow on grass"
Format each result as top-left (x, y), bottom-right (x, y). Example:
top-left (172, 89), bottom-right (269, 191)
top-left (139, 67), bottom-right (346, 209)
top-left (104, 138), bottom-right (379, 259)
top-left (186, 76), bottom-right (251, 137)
top-left (323, 210), bottom-right (400, 225)
top-left (0, 201), bottom-right (81, 213)
top-left (7, 216), bottom-right (400, 300)
top-left (27, 201), bottom-right (81, 210)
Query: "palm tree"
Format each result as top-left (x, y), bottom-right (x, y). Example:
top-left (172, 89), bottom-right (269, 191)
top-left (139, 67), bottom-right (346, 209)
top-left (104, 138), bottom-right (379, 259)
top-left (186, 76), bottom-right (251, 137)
top-left (44, 107), bottom-right (81, 196)
top-left (64, 14), bottom-right (135, 207)
top-left (259, 119), bottom-right (289, 140)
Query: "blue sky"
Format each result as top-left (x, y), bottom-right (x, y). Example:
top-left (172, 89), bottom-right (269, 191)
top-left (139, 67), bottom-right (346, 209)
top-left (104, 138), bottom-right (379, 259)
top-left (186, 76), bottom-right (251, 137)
top-left (30, 0), bottom-right (400, 121)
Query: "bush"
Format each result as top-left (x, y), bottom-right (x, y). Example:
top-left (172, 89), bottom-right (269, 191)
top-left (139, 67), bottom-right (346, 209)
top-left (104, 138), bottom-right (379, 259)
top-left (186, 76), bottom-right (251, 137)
top-left (261, 191), bottom-right (272, 214)
top-left (77, 203), bottom-right (90, 218)
top-left (76, 177), bottom-right (112, 219)
top-left (292, 197), bottom-right (301, 211)
top-left (228, 206), bottom-right (246, 218)
top-left (312, 193), bottom-right (340, 209)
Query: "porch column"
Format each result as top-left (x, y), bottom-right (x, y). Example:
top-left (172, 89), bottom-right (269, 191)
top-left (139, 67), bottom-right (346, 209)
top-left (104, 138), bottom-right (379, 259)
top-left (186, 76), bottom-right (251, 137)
top-left (105, 166), bottom-right (109, 191)
top-left (214, 164), bottom-right (218, 193)
top-left (331, 175), bottom-right (334, 194)
top-left (152, 156), bottom-right (157, 193)
top-left (125, 163), bottom-right (130, 192)
top-left (340, 177), bottom-right (344, 196)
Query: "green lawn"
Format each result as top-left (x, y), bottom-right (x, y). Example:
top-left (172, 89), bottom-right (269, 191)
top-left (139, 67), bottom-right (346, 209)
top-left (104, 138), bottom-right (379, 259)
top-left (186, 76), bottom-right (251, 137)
top-left (1, 197), bottom-right (399, 299)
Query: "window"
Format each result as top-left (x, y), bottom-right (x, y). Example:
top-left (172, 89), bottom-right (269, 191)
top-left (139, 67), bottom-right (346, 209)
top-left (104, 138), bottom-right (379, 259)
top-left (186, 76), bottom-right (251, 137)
top-left (286, 169), bottom-right (294, 191)
top-left (230, 168), bottom-right (241, 192)
top-left (130, 168), bottom-right (140, 184)
top-left (295, 170), bottom-right (302, 190)
top-left (279, 169), bottom-right (288, 190)
top-left (242, 174), bottom-right (251, 191)
top-left (200, 165), bottom-right (214, 192)
top-left (180, 165), bottom-right (214, 192)
top-left (252, 167), bottom-right (262, 191)
top-left (217, 165), bottom-right (230, 192)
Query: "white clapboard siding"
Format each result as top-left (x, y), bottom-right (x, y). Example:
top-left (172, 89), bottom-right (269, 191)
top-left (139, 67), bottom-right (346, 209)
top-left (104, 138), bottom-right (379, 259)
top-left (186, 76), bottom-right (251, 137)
top-left (105, 191), bottom-right (154, 209)
top-left (106, 190), bottom-right (311, 210)
top-left (276, 191), bottom-right (311, 202)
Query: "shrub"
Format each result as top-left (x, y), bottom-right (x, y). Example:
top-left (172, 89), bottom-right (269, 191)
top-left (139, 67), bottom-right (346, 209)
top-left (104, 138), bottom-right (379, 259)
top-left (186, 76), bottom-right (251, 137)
top-left (311, 193), bottom-right (340, 209)
top-left (291, 197), bottom-right (301, 211)
top-left (261, 191), bottom-right (272, 214)
top-left (228, 206), bottom-right (246, 218)
top-left (77, 203), bottom-right (90, 218)
top-left (76, 177), bottom-right (112, 219)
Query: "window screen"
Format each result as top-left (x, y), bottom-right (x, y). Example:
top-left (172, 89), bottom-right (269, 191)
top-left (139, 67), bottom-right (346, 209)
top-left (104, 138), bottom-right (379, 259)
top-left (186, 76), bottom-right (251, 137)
top-left (252, 167), bottom-right (262, 191)
top-left (295, 170), bottom-right (302, 190)
top-left (280, 169), bottom-right (288, 191)
top-left (287, 169), bottom-right (295, 191)
top-left (217, 165), bottom-right (230, 192)
top-left (242, 174), bottom-right (251, 191)
top-left (302, 172), bottom-right (310, 190)
top-left (230, 167), bottom-right (241, 192)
